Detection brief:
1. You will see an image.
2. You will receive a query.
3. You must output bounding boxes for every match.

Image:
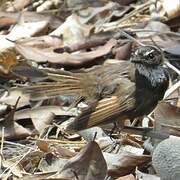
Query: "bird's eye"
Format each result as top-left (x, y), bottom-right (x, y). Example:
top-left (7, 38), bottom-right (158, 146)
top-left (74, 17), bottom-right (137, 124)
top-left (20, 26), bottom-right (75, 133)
top-left (148, 53), bottom-right (154, 58)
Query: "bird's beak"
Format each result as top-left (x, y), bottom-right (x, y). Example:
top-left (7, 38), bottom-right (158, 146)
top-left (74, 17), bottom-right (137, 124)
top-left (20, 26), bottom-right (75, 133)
top-left (131, 58), bottom-right (142, 63)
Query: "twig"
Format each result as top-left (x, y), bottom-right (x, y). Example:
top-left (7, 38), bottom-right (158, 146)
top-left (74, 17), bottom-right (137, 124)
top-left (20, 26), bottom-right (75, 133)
top-left (165, 61), bottom-right (180, 76)
top-left (0, 140), bottom-right (34, 150)
top-left (0, 127), bottom-right (5, 169)
top-left (164, 80), bottom-right (180, 99)
top-left (131, 29), bottom-right (180, 38)
top-left (0, 149), bottom-right (32, 179)
top-left (103, 1), bottom-right (150, 31)
top-left (29, 137), bottom-right (86, 144)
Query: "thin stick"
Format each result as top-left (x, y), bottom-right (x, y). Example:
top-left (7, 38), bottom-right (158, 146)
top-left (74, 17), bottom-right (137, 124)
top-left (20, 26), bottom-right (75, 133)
top-left (29, 137), bottom-right (86, 144)
top-left (118, 30), bottom-right (145, 46)
top-left (0, 149), bottom-right (32, 178)
top-left (0, 140), bottom-right (34, 149)
top-left (0, 127), bottom-right (5, 169)
top-left (103, 2), bottom-right (150, 30)
top-left (165, 61), bottom-right (180, 76)
top-left (164, 80), bottom-right (180, 99)
top-left (131, 29), bottom-right (180, 38)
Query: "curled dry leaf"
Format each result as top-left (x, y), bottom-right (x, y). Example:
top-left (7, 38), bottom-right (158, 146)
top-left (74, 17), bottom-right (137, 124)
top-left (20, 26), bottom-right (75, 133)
top-left (15, 38), bottom-right (117, 66)
top-left (51, 141), bottom-right (107, 180)
top-left (0, 11), bottom-right (62, 30)
top-left (15, 35), bottom-right (63, 49)
top-left (50, 14), bottom-right (91, 46)
top-left (104, 151), bottom-right (151, 178)
top-left (0, 103), bottom-right (31, 139)
top-left (0, 88), bottom-right (30, 108)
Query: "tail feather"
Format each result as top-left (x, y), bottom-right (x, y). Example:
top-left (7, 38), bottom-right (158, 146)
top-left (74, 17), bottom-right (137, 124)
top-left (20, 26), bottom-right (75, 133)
top-left (22, 73), bottom-right (84, 101)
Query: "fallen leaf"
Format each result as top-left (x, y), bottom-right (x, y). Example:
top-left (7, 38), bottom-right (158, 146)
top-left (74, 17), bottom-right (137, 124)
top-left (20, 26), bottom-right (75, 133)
top-left (154, 102), bottom-right (180, 137)
top-left (104, 151), bottom-right (151, 178)
top-left (114, 42), bottom-right (132, 60)
top-left (51, 141), bottom-right (107, 180)
top-left (116, 174), bottom-right (135, 180)
top-left (15, 38), bottom-right (117, 66)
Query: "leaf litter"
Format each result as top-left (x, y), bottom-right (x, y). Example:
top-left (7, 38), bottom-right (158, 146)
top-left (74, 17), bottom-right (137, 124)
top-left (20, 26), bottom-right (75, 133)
top-left (0, 0), bottom-right (180, 179)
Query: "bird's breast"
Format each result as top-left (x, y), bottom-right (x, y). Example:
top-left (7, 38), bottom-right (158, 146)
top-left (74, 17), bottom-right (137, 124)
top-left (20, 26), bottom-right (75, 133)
top-left (132, 66), bottom-right (169, 117)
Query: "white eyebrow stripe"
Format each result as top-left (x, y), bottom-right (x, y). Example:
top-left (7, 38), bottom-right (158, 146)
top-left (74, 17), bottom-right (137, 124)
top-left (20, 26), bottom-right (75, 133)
top-left (145, 49), bottom-right (154, 56)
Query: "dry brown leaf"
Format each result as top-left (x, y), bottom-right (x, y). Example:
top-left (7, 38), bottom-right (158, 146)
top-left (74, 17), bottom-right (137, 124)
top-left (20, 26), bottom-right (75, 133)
top-left (114, 42), bottom-right (132, 60)
top-left (0, 107), bottom-right (31, 139)
top-left (104, 152), bottom-right (151, 178)
top-left (51, 141), bottom-right (107, 180)
top-left (32, 112), bottom-right (54, 134)
top-left (15, 38), bottom-right (117, 66)
top-left (154, 102), bottom-right (180, 137)
top-left (0, 122), bottom-right (31, 140)
top-left (136, 170), bottom-right (160, 180)
top-left (116, 174), bottom-right (135, 180)
top-left (0, 88), bottom-right (30, 108)
top-left (0, 48), bottom-right (17, 74)
top-left (16, 36), bottom-right (63, 49)
top-left (20, 151), bottom-right (44, 173)
top-left (37, 139), bottom-right (77, 157)
top-left (39, 153), bottom-right (68, 173)
top-left (0, 11), bottom-right (62, 30)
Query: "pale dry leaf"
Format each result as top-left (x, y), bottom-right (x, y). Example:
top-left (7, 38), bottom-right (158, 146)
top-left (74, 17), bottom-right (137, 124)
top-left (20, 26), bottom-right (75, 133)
top-left (154, 102), bottom-right (180, 136)
top-left (115, 174), bottom-right (135, 180)
top-left (16, 35), bottom-right (63, 49)
top-left (0, 88), bottom-right (30, 108)
top-left (7, 21), bottom-right (49, 41)
top-left (50, 14), bottom-right (91, 45)
top-left (136, 170), bottom-right (160, 180)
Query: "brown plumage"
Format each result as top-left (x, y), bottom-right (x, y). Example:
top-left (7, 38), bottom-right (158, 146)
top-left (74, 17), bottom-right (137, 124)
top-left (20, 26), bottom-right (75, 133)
top-left (22, 45), bottom-right (169, 131)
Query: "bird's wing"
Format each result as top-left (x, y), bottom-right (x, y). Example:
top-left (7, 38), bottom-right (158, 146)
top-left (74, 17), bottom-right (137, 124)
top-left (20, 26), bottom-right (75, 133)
top-left (65, 78), bottom-right (136, 131)
top-left (21, 61), bottom-right (134, 101)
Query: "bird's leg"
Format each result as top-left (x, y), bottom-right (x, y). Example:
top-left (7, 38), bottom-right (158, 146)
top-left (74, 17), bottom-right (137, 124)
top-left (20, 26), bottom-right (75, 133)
top-left (108, 122), bottom-right (117, 139)
top-left (67, 96), bottom-right (84, 110)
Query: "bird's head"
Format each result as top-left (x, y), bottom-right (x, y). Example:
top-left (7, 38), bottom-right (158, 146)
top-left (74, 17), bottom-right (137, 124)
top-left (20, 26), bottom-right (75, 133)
top-left (131, 46), bottom-right (164, 66)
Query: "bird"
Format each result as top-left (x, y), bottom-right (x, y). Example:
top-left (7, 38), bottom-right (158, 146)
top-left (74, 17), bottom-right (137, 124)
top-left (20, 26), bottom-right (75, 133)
top-left (22, 45), bottom-right (169, 131)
